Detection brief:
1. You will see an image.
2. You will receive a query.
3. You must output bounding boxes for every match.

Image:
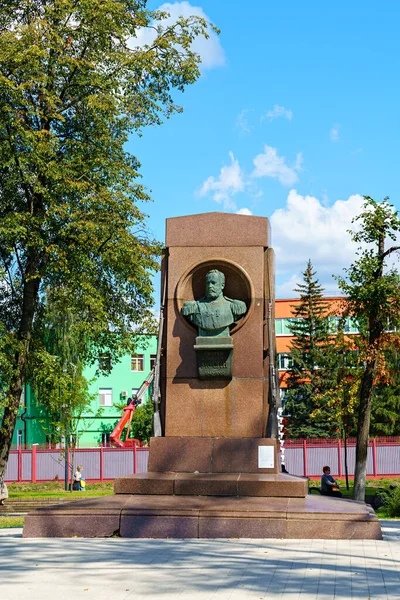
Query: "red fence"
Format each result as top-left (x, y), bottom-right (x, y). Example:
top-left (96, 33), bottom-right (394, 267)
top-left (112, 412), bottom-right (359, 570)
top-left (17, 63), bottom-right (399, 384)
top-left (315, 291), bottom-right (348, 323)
top-left (284, 437), bottom-right (400, 479)
top-left (5, 446), bottom-right (149, 483)
top-left (6, 437), bottom-right (400, 483)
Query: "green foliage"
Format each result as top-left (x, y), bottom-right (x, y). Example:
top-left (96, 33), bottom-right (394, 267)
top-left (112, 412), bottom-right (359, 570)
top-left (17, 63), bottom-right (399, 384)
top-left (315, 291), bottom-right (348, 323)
top-left (284, 260), bottom-right (337, 438)
top-left (130, 399), bottom-right (153, 443)
top-left (312, 329), bottom-right (363, 439)
top-left (28, 290), bottom-right (97, 442)
top-left (336, 198), bottom-right (400, 337)
top-left (0, 0), bottom-right (214, 474)
top-left (380, 485), bottom-right (400, 518)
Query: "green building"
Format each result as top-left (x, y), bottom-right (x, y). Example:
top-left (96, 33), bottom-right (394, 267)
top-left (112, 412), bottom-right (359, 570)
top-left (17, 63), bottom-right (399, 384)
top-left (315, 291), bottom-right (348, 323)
top-left (79, 336), bottom-right (157, 446)
top-left (11, 384), bottom-right (51, 448)
top-left (11, 335), bottom-right (157, 448)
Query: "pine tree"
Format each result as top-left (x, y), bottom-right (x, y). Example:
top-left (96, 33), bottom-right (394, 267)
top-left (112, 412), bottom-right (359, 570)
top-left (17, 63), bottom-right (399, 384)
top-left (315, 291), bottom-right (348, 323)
top-left (284, 260), bottom-right (337, 438)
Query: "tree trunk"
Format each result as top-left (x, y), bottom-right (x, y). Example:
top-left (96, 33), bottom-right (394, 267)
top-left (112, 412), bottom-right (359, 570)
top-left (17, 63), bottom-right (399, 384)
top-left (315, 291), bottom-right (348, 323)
top-left (344, 427), bottom-right (349, 491)
top-left (353, 361), bottom-right (375, 501)
top-left (0, 272), bottom-right (40, 481)
top-left (0, 397), bottom-right (22, 481)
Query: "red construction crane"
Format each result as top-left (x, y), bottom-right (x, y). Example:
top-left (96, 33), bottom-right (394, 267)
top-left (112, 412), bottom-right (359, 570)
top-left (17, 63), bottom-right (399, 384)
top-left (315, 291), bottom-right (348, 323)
top-left (110, 370), bottom-right (154, 448)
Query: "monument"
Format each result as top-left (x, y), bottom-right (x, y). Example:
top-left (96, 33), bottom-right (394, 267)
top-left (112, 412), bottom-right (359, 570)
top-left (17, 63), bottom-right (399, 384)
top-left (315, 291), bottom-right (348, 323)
top-left (23, 213), bottom-right (382, 539)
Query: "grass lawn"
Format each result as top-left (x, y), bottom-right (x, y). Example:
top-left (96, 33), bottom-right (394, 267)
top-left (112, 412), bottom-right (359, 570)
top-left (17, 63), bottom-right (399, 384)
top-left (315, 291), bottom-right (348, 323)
top-left (8, 481), bottom-right (114, 498)
top-left (0, 516), bottom-right (24, 528)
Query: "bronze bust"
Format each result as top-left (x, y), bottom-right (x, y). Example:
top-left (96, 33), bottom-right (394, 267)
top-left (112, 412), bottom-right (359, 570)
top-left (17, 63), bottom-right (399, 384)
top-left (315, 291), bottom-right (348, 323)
top-left (182, 269), bottom-right (247, 337)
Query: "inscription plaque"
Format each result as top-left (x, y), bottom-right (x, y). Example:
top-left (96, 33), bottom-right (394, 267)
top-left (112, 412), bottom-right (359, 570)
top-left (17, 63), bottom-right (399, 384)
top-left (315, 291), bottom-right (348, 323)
top-left (258, 446), bottom-right (275, 469)
top-left (194, 337), bottom-right (233, 379)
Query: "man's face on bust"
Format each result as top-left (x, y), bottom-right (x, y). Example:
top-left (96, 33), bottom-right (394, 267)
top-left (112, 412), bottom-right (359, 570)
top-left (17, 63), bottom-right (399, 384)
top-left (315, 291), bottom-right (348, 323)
top-left (205, 272), bottom-right (224, 300)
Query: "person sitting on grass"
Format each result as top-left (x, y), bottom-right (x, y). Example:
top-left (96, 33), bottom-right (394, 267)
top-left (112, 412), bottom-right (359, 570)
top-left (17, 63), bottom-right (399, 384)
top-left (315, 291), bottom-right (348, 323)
top-left (73, 465), bottom-right (86, 491)
top-left (321, 466), bottom-right (342, 498)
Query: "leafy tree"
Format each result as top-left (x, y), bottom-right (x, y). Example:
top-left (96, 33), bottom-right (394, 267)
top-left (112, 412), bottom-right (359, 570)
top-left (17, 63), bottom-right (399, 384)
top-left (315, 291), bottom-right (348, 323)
top-left (284, 260), bottom-right (336, 438)
top-left (29, 291), bottom-right (98, 447)
top-left (130, 399), bottom-right (153, 443)
top-left (312, 328), bottom-right (362, 488)
top-left (0, 0), bottom-right (215, 480)
top-left (370, 345), bottom-right (400, 436)
top-left (336, 197), bottom-right (400, 501)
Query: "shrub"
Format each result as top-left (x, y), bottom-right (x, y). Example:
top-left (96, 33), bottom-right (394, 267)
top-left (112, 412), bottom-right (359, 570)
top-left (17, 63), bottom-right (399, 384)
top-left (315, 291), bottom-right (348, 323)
top-left (381, 486), bottom-right (400, 517)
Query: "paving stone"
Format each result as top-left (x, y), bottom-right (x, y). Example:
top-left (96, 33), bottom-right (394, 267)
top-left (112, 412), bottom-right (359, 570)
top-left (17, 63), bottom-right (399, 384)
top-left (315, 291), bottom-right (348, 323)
top-left (0, 520), bottom-right (399, 600)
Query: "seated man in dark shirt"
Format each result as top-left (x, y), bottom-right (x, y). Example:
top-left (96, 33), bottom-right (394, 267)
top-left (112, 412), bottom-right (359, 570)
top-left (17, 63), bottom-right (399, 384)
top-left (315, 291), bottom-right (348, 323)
top-left (321, 466), bottom-right (342, 498)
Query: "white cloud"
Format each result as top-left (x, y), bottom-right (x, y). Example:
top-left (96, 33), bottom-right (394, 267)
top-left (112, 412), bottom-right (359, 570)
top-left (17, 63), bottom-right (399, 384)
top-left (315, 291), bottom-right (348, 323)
top-left (276, 274), bottom-right (302, 298)
top-left (199, 152), bottom-right (245, 210)
top-left (236, 208), bottom-right (253, 215)
top-left (251, 146), bottom-right (303, 186)
top-left (131, 2), bottom-right (225, 70)
top-left (263, 105), bottom-right (293, 122)
top-left (330, 125), bottom-right (340, 142)
top-left (235, 109), bottom-right (252, 135)
top-left (271, 190), bottom-right (366, 296)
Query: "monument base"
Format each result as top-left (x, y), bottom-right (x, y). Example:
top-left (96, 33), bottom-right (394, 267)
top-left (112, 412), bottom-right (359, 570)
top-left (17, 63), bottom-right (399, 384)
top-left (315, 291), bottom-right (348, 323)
top-left (23, 494), bottom-right (382, 539)
top-left (22, 437), bottom-right (382, 539)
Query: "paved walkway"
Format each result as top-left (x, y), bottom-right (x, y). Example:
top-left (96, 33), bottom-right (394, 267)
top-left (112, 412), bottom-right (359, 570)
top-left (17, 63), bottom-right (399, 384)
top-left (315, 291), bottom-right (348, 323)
top-left (0, 521), bottom-right (399, 600)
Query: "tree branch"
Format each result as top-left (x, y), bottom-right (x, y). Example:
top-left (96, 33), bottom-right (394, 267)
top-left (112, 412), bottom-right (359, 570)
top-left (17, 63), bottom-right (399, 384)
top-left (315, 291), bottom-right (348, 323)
top-left (380, 245), bottom-right (400, 261)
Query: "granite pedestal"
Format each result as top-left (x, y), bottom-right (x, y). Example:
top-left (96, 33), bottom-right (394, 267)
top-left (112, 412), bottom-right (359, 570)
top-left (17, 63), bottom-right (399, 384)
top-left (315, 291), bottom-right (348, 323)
top-left (23, 494), bottom-right (382, 539)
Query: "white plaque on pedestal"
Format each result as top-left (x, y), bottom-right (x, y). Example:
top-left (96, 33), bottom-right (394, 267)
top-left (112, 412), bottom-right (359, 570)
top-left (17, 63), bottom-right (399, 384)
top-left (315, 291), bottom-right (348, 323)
top-left (258, 446), bottom-right (275, 469)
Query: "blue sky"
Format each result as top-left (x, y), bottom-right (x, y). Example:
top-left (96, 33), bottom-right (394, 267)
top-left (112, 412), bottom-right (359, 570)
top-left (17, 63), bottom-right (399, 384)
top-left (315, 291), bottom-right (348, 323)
top-left (127, 1), bottom-right (400, 298)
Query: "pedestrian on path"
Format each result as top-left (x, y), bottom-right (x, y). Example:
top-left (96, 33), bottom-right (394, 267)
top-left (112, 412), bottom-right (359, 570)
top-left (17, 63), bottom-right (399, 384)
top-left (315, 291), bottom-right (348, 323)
top-left (72, 465), bottom-right (86, 491)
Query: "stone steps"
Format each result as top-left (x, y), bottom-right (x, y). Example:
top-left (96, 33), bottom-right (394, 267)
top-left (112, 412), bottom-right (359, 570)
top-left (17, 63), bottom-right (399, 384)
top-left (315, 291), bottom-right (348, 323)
top-left (1, 497), bottom-right (73, 515)
top-left (114, 471), bottom-right (308, 497)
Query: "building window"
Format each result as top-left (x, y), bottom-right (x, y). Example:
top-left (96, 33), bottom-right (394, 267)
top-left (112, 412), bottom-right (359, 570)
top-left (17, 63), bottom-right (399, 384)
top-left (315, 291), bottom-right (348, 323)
top-left (344, 317), bottom-right (359, 334)
top-left (278, 353), bottom-right (293, 370)
top-left (99, 388), bottom-right (113, 406)
top-left (276, 318), bottom-right (299, 335)
top-left (17, 429), bottom-right (23, 448)
top-left (98, 354), bottom-right (112, 371)
top-left (279, 388), bottom-right (289, 409)
top-left (101, 432), bottom-right (111, 446)
top-left (150, 354), bottom-right (157, 370)
top-left (131, 354), bottom-right (144, 372)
